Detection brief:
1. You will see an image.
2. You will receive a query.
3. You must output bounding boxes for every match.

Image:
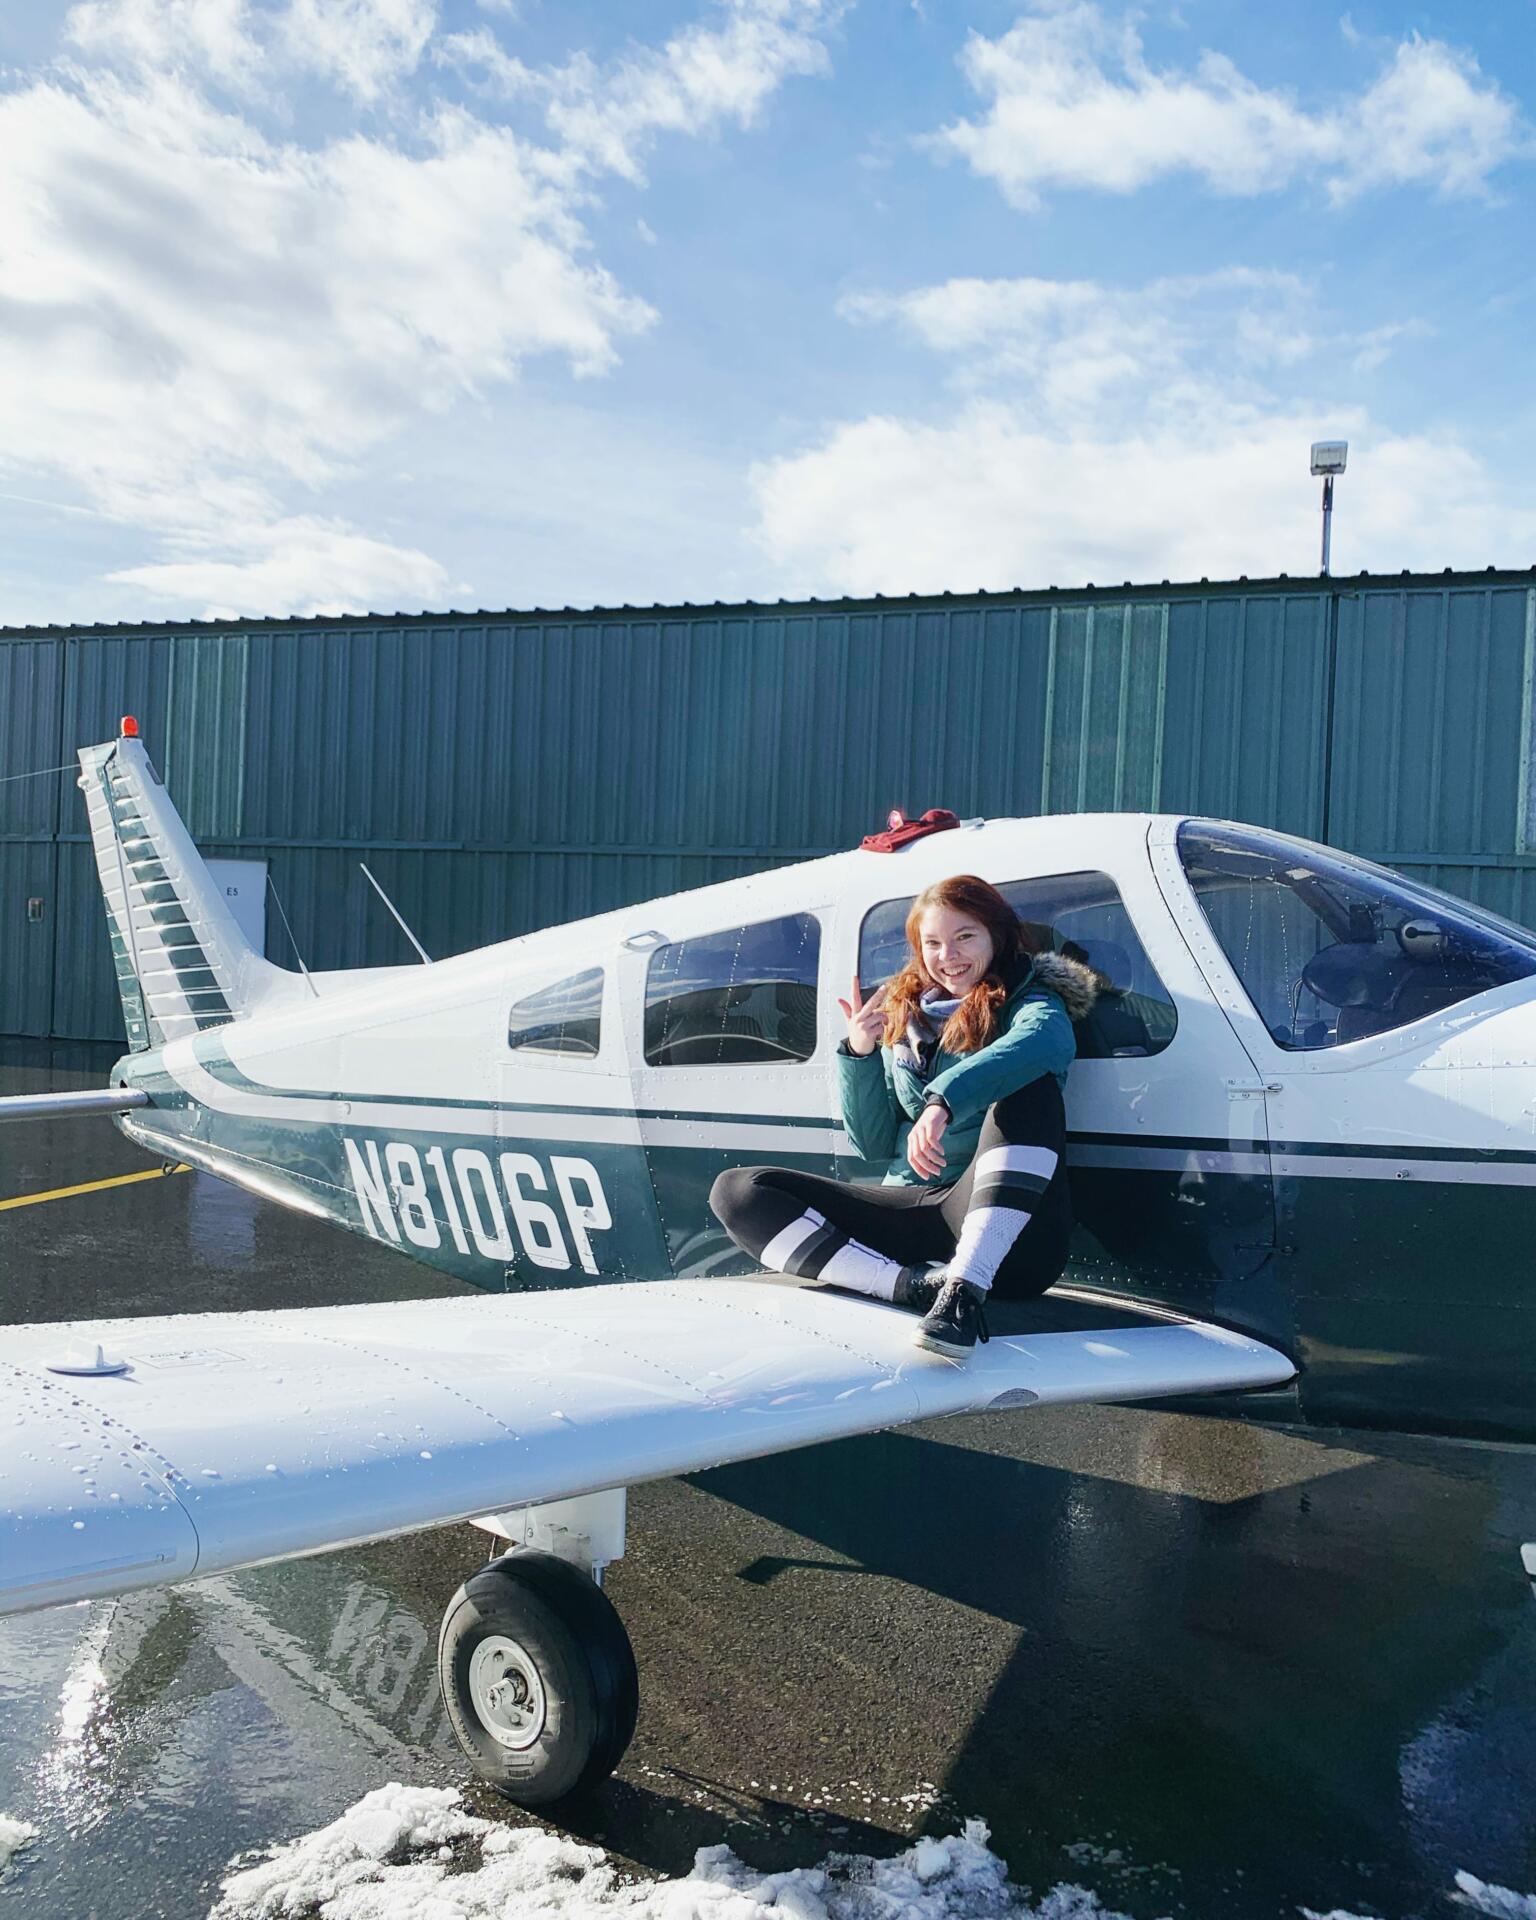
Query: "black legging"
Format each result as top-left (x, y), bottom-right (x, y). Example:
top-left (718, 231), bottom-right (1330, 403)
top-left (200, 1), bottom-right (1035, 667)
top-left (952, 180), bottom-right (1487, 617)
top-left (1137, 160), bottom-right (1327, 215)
top-left (710, 1074), bottom-right (1072, 1302)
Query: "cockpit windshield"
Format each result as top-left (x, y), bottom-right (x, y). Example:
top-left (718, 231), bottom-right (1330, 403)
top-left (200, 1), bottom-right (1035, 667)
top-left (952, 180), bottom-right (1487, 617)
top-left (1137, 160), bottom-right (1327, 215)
top-left (1177, 822), bottom-right (1536, 1049)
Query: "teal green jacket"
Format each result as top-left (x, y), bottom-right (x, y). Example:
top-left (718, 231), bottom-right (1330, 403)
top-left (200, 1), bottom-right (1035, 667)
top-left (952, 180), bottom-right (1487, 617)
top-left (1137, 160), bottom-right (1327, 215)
top-left (833, 951), bottom-right (1098, 1188)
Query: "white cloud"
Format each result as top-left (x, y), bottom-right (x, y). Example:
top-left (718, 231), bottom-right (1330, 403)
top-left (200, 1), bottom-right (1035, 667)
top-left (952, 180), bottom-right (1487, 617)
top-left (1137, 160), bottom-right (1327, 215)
top-left (107, 516), bottom-right (451, 618)
top-left (840, 269), bottom-right (1358, 417)
top-left (754, 270), bottom-right (1536, 591)
top-left (281, 0), bottom-right (438, 104)
top-left (65, 0), bottom-right (263, 89)
top-left (67, 0), bottom-right (438, 102)
top-left (2, 1), bottom-right (835, 616)
top-left (936, 6), bottom-right (1526, 210)
top-left (442, 0), bottom-right (837, 184)
top-left (0, 69), bottom-right (650, 609)
top-left (433, 25), bottom-right (536, 102)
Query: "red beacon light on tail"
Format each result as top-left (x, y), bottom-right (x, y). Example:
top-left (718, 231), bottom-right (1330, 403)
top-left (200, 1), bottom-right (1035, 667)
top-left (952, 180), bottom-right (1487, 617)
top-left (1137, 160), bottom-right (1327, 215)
top-left (120, 716), bottom-right (140, 739)
top-left (860, 807), bottom-right (961, 853)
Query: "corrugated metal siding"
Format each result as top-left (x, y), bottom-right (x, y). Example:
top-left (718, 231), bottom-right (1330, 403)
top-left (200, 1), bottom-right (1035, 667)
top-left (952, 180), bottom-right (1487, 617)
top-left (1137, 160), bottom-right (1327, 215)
top-left (0, 843), bottom-right (56, 1036)
top-left (0, 637), bottom-right (62, 838)
top-left (1159, 591), bottom-right (1332, 836)
top-left (1329, 584), bottom-right (1529, 861)
top-left (5, 571), bottom-right (1536, 1043)
top-left (0, 636), bottom-right (62, 1035)
top-left (59, 631), bottom-right (173, 765)
top-left (1326, 582), bottom-right (1535, 927)
top-left (163, 632), bottom-right (249, 839)
top-left (49, 840), bottom-right (114, 1042)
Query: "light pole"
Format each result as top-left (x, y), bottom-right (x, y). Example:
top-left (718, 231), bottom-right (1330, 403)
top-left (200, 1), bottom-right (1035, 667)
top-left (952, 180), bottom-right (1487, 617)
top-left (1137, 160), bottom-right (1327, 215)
top-left (1311, 440), bottom-right (1347, 575)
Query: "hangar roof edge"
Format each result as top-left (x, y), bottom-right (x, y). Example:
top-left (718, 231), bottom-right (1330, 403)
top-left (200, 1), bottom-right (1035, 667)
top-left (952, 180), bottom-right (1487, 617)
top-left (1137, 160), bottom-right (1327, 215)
top-left (1, 564), bottom-right (1534, 641)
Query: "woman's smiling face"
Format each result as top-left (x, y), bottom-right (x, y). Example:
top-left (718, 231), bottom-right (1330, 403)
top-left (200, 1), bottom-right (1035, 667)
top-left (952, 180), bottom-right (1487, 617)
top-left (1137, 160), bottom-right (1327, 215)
top-left (918, 903), bottom-right (996, 995)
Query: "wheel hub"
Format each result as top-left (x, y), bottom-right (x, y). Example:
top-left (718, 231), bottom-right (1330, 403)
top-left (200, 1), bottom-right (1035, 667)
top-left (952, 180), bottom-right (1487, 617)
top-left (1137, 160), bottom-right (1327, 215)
top-left (468, 1635), bottom-right (547, 1749)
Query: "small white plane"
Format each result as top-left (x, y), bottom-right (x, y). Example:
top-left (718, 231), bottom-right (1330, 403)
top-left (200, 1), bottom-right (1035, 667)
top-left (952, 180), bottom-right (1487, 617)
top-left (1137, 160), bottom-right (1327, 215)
top-left (4, 718), bottom-right (1534, 1803)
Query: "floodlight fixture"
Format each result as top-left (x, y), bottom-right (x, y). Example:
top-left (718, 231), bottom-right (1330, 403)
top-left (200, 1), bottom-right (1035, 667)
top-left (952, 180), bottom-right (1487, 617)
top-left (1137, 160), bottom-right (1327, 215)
top-left (1310, 439), bottom-right (1348, 573)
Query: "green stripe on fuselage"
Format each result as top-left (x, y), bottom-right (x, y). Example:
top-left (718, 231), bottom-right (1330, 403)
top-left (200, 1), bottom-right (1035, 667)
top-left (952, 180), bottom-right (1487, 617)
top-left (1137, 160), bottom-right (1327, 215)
top-left (118, 1046), bottom-right (1536, 1446)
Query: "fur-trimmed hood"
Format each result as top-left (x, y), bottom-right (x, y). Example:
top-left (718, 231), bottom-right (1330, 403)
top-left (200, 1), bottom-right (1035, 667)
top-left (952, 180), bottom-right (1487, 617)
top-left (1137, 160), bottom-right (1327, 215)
top-left (1026, 950), bottom-right (1101, 1023)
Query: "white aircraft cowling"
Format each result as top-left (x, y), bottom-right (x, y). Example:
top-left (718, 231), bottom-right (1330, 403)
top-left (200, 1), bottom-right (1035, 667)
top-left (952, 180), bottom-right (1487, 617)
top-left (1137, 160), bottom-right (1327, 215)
top-left (0, 1281), bottom-right (1293, 1615)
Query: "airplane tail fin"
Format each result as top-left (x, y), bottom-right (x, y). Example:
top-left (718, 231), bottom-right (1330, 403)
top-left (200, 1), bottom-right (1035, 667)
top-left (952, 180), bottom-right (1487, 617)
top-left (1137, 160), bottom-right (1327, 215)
top-left (78, 722), bottom-right (279, 1051)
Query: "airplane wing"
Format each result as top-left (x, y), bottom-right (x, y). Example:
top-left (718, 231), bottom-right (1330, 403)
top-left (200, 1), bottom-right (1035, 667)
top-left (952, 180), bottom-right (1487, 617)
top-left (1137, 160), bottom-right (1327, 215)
top-left (1, 1281), bottom-right (1293, 1616)
top-left (0, 1089), bottom-right (149, 1123)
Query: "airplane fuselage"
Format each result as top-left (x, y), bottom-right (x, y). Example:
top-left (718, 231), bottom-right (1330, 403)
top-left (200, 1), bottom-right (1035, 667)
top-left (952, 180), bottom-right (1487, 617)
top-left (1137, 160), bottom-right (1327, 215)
top-left (104, 812), bottom-right (1536, 1449)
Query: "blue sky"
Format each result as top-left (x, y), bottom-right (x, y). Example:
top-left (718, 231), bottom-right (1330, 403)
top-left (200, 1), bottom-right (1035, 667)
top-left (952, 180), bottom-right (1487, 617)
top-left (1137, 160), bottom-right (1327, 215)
top-left (0, 0), bottom-right (1532, 623)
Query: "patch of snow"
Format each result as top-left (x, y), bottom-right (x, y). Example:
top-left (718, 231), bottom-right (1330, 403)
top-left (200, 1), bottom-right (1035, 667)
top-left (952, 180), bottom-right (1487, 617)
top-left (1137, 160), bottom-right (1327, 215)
top-left (1300, 1872), bottom-right (1536, 1920)
top-left (1455, 1873), bottom-right (1536, 1920)
top-left (214, 1784), bottom-right (489, 1917)
top-left (210, 1785), bottom-right (1536, 1920)
top-left (0, 1815), bottom-right (38, 1873)
top-left (211, 1789), bottom-right (1152, 1920)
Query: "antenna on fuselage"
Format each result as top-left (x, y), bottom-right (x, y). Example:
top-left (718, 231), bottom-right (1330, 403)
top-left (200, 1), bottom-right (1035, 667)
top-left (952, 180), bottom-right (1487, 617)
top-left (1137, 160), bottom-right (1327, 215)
top-left (266, 872), bottom-right (321, 998)
top-left (359, 862), bottom-right (433, 965)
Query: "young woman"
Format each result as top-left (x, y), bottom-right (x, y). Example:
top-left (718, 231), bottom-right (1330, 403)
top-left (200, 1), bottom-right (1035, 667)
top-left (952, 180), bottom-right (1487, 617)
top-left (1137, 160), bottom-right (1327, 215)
top-left (710, 875), bottom-right (1099, 1358)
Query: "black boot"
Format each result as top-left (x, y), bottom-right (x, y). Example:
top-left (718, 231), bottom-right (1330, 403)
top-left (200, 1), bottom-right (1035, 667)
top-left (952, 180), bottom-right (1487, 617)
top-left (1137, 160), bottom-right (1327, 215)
top-left (912, 1277), bottom-right (990, 1358)
top-left (892, 1262), bottom-right (947, 1314)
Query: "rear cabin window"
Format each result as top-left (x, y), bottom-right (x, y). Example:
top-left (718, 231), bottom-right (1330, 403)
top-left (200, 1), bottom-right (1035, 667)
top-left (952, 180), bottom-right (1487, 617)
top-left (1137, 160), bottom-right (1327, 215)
top-left (857, 871), bottom-right (1177, 1058)
top-left (645, 913), bottom-right (821, 1067)
top-left (1178, 821), bottom-right (1536, 1049)
top-left (507, 968), bottom-right (604, 1058)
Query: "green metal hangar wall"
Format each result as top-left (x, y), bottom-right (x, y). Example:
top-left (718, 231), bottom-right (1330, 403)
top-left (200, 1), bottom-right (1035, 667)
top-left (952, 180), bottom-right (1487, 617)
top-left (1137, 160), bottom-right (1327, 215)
top-left (3, 565), bottom-right (1534, 1044)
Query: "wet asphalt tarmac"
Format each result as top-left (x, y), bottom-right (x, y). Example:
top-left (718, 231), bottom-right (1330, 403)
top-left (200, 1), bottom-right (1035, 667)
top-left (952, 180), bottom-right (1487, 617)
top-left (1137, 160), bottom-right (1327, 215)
top-left (2, 1041), bottom-right (1535, 1920)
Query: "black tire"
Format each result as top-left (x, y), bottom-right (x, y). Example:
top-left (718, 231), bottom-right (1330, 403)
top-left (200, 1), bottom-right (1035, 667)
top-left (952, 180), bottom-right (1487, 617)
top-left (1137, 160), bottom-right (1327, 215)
top-left (438, 1549), bottom-right (638, 1805)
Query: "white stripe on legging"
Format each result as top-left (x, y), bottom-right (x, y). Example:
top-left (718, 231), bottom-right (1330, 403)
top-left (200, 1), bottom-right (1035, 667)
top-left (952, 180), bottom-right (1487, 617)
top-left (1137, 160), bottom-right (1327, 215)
top-left (760, 1209), bottom-right (827, 1272)
top-left (950, 1148), bottom-right (1060, 1293)
top-left (757, 1209), bottom-right (903, 1299)
top-left (972, 1143), bottom-right (1060, 1181)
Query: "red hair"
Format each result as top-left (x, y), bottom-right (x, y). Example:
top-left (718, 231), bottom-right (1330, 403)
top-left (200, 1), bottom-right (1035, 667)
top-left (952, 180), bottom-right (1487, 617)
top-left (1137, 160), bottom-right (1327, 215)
top-left (880, 874), bottom-right (1045, 1055)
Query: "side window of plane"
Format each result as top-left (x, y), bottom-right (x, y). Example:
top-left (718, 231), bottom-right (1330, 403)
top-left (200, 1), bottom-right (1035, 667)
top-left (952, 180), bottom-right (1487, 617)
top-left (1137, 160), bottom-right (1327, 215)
top-left (507, 968), bottom-right (604, 1058)
top-left (858, 873), bottom-right (1177, 1058)
top-left (645, 913), bottom-right (822, 1067)
top-left (1178, 821), bottom-right (1536, 1049)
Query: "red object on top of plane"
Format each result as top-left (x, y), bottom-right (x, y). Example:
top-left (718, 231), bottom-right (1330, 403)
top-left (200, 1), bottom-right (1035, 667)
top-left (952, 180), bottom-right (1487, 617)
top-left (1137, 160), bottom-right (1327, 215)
top-left (860, 808), bottom-right (961, 853)
top-left (120, 716), bottom-right (139, 738)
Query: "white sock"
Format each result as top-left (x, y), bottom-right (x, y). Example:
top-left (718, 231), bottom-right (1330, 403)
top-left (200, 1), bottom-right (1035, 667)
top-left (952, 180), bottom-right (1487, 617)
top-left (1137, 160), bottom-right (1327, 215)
top-left (947, 1144), bottom-right (1059, 1294)
top-left (759, 1209), bottom-right (903, 1300)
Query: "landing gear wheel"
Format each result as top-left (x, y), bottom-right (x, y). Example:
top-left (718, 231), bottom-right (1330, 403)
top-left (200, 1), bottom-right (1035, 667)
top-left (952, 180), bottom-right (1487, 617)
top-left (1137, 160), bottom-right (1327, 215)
top-left (438, 1549), bottom-right (638, 1805)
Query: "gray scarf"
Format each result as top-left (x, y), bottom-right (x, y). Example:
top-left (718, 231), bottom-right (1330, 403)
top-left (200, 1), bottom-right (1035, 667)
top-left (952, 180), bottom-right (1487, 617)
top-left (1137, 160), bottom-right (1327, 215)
top-left (895, 985), bottom-right (966, 1078)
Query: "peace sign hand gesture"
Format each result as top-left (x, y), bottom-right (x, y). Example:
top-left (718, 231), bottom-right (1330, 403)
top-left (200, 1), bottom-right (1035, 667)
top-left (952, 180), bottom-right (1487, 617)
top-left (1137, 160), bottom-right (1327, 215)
top-left (835, 976), bottom-right (888, 1057)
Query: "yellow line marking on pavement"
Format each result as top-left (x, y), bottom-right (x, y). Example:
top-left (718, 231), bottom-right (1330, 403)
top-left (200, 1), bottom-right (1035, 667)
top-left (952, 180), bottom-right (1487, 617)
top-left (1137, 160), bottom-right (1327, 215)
top-left (0, 1165), bottom-right (190, 1211)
